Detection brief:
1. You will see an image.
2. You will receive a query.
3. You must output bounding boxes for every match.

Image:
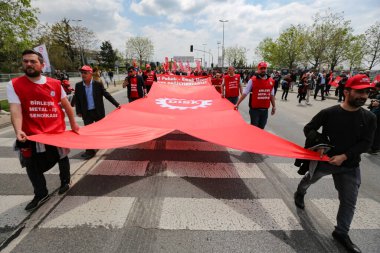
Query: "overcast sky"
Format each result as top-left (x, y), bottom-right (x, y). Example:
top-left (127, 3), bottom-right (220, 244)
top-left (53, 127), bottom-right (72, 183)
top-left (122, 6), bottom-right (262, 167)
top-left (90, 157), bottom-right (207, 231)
top-left (32, 0), bottom-right (380, 66)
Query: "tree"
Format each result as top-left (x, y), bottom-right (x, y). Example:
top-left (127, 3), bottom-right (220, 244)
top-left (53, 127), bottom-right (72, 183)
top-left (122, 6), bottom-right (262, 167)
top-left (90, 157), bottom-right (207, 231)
top-left (100, 41), bottom-right (117, 69)
top-left (276, 25), bottom-right (306, 70)
top-left (323, 12), bottom-right (353, 71)
top-left (345, 35), bottom-right (365, 71)
top-left (304, 10), bottom-right (338, 69)
top-left (224, 46), bottom-right (248, 68)
top-left (256, 38), bottom-right (280, 68)
top-left (125, 37), bottom-right (154, 67)
top-left (0, 0), bottom-right (39, 72)
top-left (364, 21), bottom-right (380, 70)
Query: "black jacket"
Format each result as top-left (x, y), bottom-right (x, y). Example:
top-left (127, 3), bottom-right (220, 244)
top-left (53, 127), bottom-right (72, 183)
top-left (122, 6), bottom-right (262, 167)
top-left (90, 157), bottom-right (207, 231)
top-left (75, 80), bottom-right (120, 119)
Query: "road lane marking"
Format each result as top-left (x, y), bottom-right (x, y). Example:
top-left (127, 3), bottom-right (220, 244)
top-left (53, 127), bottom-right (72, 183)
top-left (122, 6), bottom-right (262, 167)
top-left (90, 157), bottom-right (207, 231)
top-left (0, 195), bottom-right (32, 227)
top-left (40, 196), bottom-right (135, 229)
top-left (311, 198), bottom-right (380, 229)
top-left (159, 198), bottom-right (302, 231)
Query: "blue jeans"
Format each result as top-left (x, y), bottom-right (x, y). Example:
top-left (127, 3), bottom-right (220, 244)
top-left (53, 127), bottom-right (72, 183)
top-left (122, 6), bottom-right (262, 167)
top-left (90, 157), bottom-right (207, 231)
top-left (249, 108), bottom-right (269, 129)
top-left (297, 162), bottom-right (361, 234)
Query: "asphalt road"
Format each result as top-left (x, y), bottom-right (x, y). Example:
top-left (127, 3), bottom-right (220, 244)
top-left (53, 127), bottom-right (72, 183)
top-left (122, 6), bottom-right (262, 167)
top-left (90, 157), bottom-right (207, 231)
top-left (0, 89), bottom-right (379, 253)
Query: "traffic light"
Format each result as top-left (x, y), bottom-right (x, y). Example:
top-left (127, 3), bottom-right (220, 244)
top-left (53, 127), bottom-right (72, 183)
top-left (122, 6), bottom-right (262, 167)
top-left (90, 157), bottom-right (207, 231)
top-left (190, 45), bottom-right (193, 52)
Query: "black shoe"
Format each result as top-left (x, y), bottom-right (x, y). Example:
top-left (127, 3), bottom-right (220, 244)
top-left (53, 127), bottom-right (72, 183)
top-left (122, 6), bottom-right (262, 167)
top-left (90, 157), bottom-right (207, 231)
top-left (25, 194), bottom-right (50, 211)
top-left (332, 231), bottom-right (362, 253)
top-left (294, 191), bottom-right (305, 209)
top-left (58, 183), bottom-right (70, 195)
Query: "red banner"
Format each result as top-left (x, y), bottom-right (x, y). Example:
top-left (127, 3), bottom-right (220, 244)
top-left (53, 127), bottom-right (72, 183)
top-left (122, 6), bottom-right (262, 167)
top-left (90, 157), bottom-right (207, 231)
top-left (29, 75), bottom-right (328, 161)
top-left (331, 76), bottom-right (341, 87)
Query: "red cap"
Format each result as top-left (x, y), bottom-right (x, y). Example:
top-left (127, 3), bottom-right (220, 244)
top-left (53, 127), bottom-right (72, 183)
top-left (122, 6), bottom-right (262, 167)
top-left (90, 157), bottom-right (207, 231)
top-left (257, 61), bottom-right (268, 69)
top-left (345, 74), bottom-right (374, 90)
top-left (146, 64), bottom-right (151, 68)
top-left (79, 65), bottom-right (93, 72)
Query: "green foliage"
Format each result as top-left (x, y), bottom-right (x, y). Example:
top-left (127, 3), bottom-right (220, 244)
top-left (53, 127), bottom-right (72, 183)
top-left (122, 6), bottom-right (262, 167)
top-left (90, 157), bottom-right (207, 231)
top-left (100, 41), bottom-right (117, 69)
top-left (224, 46), bottom-right (248, 68)
top-left (0, 100), bottom-right (10, 112)
top-left (364, 21), bottom-right (380, 70)
top-left (0, 0), bottom-right (39, 72)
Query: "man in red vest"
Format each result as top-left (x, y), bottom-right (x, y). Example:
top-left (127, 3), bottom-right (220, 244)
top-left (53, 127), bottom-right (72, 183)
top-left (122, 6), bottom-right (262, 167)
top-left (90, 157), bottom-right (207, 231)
top-left (221, 66), bottom-right (242, 104)
top-left (7, 49), bottom-right (80, 211)
top-left (123, 66), bottom-right (146, 102)
top-left (142, 64), bottom-right (157, 94)
top-left (211, 72), bottom-right (223, 93)
top-left (234, 62), bottom-right (276, 129)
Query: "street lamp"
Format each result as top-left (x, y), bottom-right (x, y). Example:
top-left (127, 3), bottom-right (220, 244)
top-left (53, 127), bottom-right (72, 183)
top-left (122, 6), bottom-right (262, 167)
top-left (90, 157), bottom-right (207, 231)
top-left (202, 43), bottom-right (207, 68)
top-left (219, 19), bottom-right (228, 70)
top-left (217, 41), bottom-right (221, 67)
top-left (69, 19), bottom-right (85, 66)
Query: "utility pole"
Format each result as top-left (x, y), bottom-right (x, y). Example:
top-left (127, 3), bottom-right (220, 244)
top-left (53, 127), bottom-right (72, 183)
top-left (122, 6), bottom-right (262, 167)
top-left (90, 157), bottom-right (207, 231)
top-left (217, 41), bottom-right (221, 67)
top-left (202, 43), bottom-right (207, 68)
top-left (219, 20), bottom-right (228, 70)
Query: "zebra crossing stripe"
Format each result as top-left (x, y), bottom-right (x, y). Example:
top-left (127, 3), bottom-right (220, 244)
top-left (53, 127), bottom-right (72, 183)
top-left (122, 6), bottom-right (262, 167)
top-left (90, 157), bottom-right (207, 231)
top-left (311, 198), bottom-right (380, 229)
top-left (0, 195), bottom-right (32, 227)
top-left (40, 196), bottom-right (135, 229)
top-left (158, 198), bottom-right (302, 231)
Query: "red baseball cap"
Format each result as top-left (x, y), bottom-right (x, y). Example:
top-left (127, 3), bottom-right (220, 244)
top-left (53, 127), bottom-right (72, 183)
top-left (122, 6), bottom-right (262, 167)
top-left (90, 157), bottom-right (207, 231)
top-left (79, 65), bottom-right (93, 72)
top-left (257, 61), bottom-right (268, 69)
top-left (146, 64), bottom-right (151, 68)
top-left (345, 74), bottom-right (374, 90)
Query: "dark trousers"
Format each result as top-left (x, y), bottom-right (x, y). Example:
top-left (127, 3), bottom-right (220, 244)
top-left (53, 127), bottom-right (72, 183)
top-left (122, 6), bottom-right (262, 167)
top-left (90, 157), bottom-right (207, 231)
top-left (83, 110), bottom-right (103, 154)
top-left (249, 108), bottom-right (269, 129)
top-left (227, 96), bottom-right (238, 105)
top-left (314, 85), bottom-right (325, 99)
top-left (128, 97), bottom-right (139, 103)
top-left (281, 88), bottom-right (289, 100)
top-left (26, 152), bottom-right (70, 198)
top-left (146, 85), bottom-right (152, 93)
top-left (371, 113), bottom-right (380, 150)
top-left (338, 87), bottom-right (345, 102)
top-left (297, 162), bottom-right (360, 234)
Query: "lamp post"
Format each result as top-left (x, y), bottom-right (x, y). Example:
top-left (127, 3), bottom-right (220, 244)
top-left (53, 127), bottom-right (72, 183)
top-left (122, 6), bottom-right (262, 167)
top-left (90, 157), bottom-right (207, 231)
top-left (202, 43), bottom-right (207, 68)
top-left (69, 19), bottom-right (85, 66)
top-left (217, 41), bottom-right (221, 67)
top-left (219, 19), bottom-right (228, 70)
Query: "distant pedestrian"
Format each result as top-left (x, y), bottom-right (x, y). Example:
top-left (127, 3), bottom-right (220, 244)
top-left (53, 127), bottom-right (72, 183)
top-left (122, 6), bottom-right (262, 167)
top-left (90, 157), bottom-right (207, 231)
top-left (142, 64), bottom-right (157, 93)
top-left (281, 74), bottom-right (291, 100)
top-left (314, 70), bottom-right (326, 100)
top-left (123, 66), bottom-right (146, 102)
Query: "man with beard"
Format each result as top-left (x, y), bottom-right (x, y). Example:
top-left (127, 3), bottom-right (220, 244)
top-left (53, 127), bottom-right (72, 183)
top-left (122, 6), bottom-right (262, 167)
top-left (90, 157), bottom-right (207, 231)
top-left (142, 64), bottom-right (157, 94)
top-left (234, 62), bottom-right (276, 129)
top-left (221, 66), bottom-right (242, 105)
top-left (294, 74), bottom-right (376, 253)
top-left (7, 50), bottom-right (80, 211)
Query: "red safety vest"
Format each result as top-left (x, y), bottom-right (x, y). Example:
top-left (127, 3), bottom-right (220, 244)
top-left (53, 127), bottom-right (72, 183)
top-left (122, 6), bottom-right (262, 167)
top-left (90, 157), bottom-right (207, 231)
top-left (250, 76), bottom-right (274, 109)
top-left (211, 77), bottom-right (222, 93)
top-left (224, 74), bottom-right (240, 97)
top-left (12, 76), bottom-right (65, 135)
top-left (129, 77), bottom-right (139, 98)
top-left (144, 71), bottom-right (155, 86)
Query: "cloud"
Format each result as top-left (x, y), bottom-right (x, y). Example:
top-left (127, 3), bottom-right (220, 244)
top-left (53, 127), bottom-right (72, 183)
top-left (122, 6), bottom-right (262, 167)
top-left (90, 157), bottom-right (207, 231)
top-left (32, 0), bottom-right (380, 67)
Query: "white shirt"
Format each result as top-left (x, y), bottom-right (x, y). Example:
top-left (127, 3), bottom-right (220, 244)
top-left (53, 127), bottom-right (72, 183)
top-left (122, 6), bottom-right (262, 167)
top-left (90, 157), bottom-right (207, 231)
top-left (7, 75), bottom-right (66, 104)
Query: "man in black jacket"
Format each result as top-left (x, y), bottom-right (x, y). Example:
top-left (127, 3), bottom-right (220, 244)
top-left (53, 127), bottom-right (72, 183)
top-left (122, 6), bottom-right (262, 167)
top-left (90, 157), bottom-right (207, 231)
top-left (294, 74), bottom-right (376, 253)
top-left (75, 65), bottom-right (121, 159)
top-left (123, 66), bottom-right (146, 102)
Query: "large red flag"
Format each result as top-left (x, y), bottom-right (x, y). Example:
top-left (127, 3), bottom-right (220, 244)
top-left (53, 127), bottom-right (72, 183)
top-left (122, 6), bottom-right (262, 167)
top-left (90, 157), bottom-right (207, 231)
top-left (29, 75), bottom-right (327, 161)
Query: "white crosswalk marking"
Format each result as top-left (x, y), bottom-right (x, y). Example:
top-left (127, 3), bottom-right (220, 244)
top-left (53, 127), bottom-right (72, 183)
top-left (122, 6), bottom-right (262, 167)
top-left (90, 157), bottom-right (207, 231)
top-left (159, 198), bottom-right (302, 231)
top-left (0, 195), bottom-right (32, 227)
top-left (312, 198), bottom-right (380, 229)
top-left (40, 196), bottom-right (135, 229)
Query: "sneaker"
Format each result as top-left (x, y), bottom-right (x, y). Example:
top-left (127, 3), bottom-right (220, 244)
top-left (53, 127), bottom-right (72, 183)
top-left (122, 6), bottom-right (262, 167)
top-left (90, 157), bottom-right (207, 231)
top-left (58, 183), bottom-right (71, 195)
top-left (25, 194), bottom-right (50, 211)
top-left (294, 191), bottom-right (305, 209)
top-left (332, 231), bottom-right (362, 253)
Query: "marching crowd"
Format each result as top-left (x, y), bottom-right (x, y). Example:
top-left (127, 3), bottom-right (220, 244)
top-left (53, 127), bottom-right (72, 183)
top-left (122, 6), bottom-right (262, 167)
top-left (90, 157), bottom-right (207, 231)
top-left (5, 49), bottom-right (380, 253)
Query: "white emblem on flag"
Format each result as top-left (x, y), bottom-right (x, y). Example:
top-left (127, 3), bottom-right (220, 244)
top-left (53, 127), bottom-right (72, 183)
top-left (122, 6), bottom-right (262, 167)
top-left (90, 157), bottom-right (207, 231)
top-left (155, 98), bottom-right (212, 110)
